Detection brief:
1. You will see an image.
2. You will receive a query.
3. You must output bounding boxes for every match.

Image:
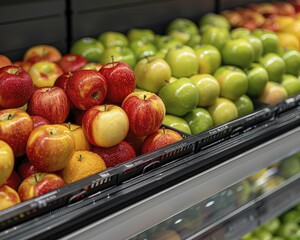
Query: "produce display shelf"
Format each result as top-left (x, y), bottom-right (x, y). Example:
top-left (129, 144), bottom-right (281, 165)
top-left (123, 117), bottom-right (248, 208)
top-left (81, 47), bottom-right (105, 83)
top-left (1, 96), bottom-right (300, 239)
top-left (191, 172), bottom-right (300, 240)
top-left (59, 126), bottom-right (300, 240)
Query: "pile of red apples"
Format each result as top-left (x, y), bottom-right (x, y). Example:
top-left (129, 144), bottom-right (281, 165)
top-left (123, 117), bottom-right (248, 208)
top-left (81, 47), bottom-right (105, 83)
top-left (0, 45), bottom-right (183, 211)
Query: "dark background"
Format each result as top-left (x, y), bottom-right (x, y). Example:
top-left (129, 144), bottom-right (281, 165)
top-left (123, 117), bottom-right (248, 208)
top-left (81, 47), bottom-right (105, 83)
top-left (0, 0), bottom-right (267, 61)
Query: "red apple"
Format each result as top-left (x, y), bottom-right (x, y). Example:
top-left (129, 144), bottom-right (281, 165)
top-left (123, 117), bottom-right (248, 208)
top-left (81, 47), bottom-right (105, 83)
top-left (28, 61), bottom-right (64, 88)
top-left (18, 159), bottom-right (39, 179)
top-left (18, 172), bottom-right (65, 201)
top-left (23, 44), bottom-right (62, 63)
top-left (0, 109), bottom-right (33, 157)
top-left (121, 92), bottom-right (166, 137)
top-left (0, 55), bottom-right (12, 68)
top-left (27, 86), bottom-right (70, 124)
top-left (66, 70), bottom-right (107, 110)
top-left (26, 124), bottom-right (75, 172)
top-left (30, 115), bottom-right (50, 128)
top-left (12, 61), bottom-right (33, 71)
top-left (61, 122), bottom-right (91, 151)
top-left (274, 2), bottom-right (296, 16)
top-left (125, 130), bottom-right (147, 155)
top-left (58, 53), bottom-right (88, 73)
top-left (71, 108), bottom-right (86, 125)
top-left (4, 171), bottom-right (21, 191)
top-left (99, 61), bottom-right (135, 103)
top-left (54, 71), bottom-right (73, 92)
top-left (82, 104), bottom-right (129, 147)
top-left (0, 65), bottom-right (34, 108)
top-left (0, 185), bottom-right (21, 210)
top-left (141, 128), bottom-right (183, 154)
top-left (0, 139), bottom-right (14, 185)
top-left (92, 140), bottom-right (136, 167)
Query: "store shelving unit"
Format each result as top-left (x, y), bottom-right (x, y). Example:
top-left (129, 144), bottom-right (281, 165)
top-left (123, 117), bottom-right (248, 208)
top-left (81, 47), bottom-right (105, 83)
top-left (1, 0), bottom-right (300, 239)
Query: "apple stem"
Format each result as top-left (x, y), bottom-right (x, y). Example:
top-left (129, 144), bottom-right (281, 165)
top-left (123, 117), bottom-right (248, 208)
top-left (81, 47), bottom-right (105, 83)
top-left (7, 114), bottom-right (13, 120)
top-left (68, 122), bottom-right (71, 129)
top-left (34, 174), bottom-right (38, 183)
top-left (145, 56), bottom-right (150, 63)
top-left (77, 154), bottom-right (83, 161)
top-left (104, 104), bottom-right (107, 111)
top-left (143, 94), bottom-right (147, 100)
top-left (111, 55), bottom-right (114, 64)
top-left (15, 67), bottom-right (21, 75)
top-left (162, 127), bottom-right (166, 134)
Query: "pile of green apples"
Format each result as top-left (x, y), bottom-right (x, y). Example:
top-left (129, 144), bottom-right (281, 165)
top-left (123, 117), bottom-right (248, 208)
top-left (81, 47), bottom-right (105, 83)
top-left (70, 12), bottom-right (300, 135)
top-left (241, 203), bottom-right (300, 240)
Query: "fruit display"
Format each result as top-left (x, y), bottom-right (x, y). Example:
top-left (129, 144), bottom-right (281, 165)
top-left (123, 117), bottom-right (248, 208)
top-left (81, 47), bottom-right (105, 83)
top-left (129, 151), bottom-right (300, 240)
top-left (1, 0), bottom-right (300, 235)
top-left (241, 203), bottom-right (300, 240)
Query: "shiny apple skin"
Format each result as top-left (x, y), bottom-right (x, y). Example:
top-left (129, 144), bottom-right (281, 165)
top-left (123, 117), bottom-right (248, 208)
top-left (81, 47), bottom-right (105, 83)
top-left (82, 104), bottom-right (129, 147)
top-left (18, 173), bottom-right (65, 201)
top-left (122, 92), bottom-right (166, 137)
top-left (0, 65), bottom-right (34, 108)
top-left (66, 70), bottom-right (107, 110)
top-left (27, 86), bottom-right (70, 124)
top-left (0, 185), bottom-right (21, 211)
top-left (0, 109), bottom-right (33, 157)
top-left (99, 61), bottom-right (136, 103)
top-left (141, 128), bottom-right (183, 154)
top-left (26, 124), bottom-right (75, 172)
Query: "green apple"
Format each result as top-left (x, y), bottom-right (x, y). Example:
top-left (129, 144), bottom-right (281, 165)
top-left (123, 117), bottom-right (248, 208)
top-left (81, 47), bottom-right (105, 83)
top-left (276, 222), bottom-right (299, 239)
top-left (167, 18), bottom-right (199, 36)
top-left (259, 53), bottom-right (286, 83)
top-left (253, 228), bottom-right (272, 240)
top-left (70, 37), bottom-right (105, 63)
top-left (162, 114), bottom-right (191, 134)
top-left (184, 108), bottom-right (214, 135)
top-left (99, 46), bottom-right (136, 68)
top-left (208, 97), bottom-right (238, 126)
top-left (130, 40), bottom-right (157, 60)
top-left (279, 49), bottom-right (300, 76)
top-left (201, 26), bottom-right (230, 51)
top-left (134, 57), bottom-right (171, 93)
top-left (193, 44), bottom-right (222, 74)
top-left (158, 77), bottom-right (198, 116)
top-left (281, 209), bottom-right (300, 224)
top-left (241, 232), bottom-right (253, 240)
top-left (127, 28), bottom-right (155, 43)
top-left (272, 237), bottom-right (284, 240)
top-left (190, 74), bottom-right (220, 107)
top-left (134, 87), bottom-right (146, 92)
top-left (252, 29), bottom-right (279, 54)
top-left (154, 35), bottom-right (183, 50)
top-left (186, 34), bottom-right (202, 47)
top-left (199, 13), bottom-right (231, 31)
top-left (98, 31), bottom-right (129, 48)
top-left (278, 155), bottom-right (300, 179)
top-left (281, 74), bottom-right (300, 97)
top-left (261, 217), bottom-right (281, 234)
top-left (168, 30), bottom-right (191, 44)
top-left (231, 27), bottom-right (251, 39)
top-left (243, 35), bottom-right (263, 62)
top-left (234, 94), bottom-right (254, 117)
top-left (221, 38), bottom-right (255, 69)
top-left (214, 66), bottom-right (248, 101)
top-left (246, 63), bottom-right (269, 98)
top-left (233, 179), bottom-right (252, 205)
top-left (165, 45), bottom-right (198, 78)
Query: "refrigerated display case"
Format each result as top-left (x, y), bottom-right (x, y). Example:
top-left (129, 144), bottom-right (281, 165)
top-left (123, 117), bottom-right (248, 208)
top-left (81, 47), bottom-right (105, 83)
top-left (1, 0), bottom-right (300, 239)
